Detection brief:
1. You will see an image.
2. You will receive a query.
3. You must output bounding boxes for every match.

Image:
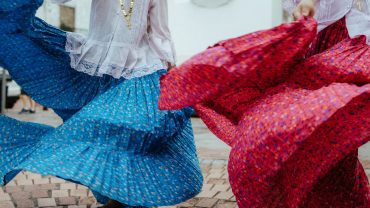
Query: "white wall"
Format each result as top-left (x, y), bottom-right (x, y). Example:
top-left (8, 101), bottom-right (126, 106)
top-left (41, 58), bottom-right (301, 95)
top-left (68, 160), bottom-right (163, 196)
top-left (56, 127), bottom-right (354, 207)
top-left (36, 0), bottom-right (91, 33)
top-left (37, 0), bottom-right (283, 63)
top-left (36, 1), bottom-right (60, 27)
top-left (169, 0), bottom-right (283, 63)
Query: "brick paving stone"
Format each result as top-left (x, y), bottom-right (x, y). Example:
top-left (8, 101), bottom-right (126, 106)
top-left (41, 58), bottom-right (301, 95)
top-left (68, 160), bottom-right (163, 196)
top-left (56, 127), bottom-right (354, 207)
top-left (197, 190), bottom-right (219, 198)
top-left (77, 185), bottom-right (89, 190)
top-left (212, 160), bottom-right (227, 168)
top-left (0, 201), bottom-right (15, 208)
top-left (5, 181), bottom-right (17, 187)
top-left (202, 184), bottom-right (214, 191)
top-left (26, 173), bottom-right (42, 180)
top-left (176, 198), bottom-right (198, 207)
top-left (60, 183), bottom-right (77, 190)
top-left (209, 169), bottom-right (225, 174)
top-left (16, 179), bottom-right (33, 186)
top-left (201, 166), bottom-right (211, 172)
top-left (52, 190), bottom-right (69, 198)
top-left (212, 185), bottom-right (230, 192)
top-left (196, 198), bottom-right (219, 207)
top-left (216, 201), bottom-right (238, 208)
top-left (90, 205), bottom-right (102, 208)
top-left (32, 190), bottom-right (50, 198)
top-left (34, 178), bottom-right (50, 185)
top-left (202, 159), bottom-right (214, 165)
top-left (10, 191), bottom-right (31, 200)
top-left (188, 198), bottom-right (199, 203)
top-left (221, 174), bottom-right (229, 179)
top-left (68, 205), bottom-right (87, 208)
top-left (5, 186), bottom-right (22, 193)
top-left (70, 189), bottom-right (88, 197)
top-left (362, 160), bottom-right (370, 168)
top-left (45, 207), bottom-right (64, 208)
top-left (0, 193), bottom-right (12, 201)
top-left (50, 177), bottom-right (66, 184)
top-left (14, 199), bottom-right (35, 208)
top-left (78, 196), bottom-right (96, 205)
top-left (207, 178), bottom-right (227, 185)
top-left (57, 197), bottom-right (76, 206)
top-left (175, 201), bottom-right (193, 207)
top-left (14, 173), bottom-right (27, 181)
top-left (23, 185), bottom-right (41, 192)
top-left (40, 184), bottom-right (58, 190)
top-left (214, 192), bottom-right (234, 200)
top-left (208, 173), bottom-right (223, 179)
top-left (37, 198), bottom-right (57, 207)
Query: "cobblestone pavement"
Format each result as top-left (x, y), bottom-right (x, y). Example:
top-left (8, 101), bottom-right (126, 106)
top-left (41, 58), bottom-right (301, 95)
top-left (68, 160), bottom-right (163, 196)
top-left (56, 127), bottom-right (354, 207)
top-left (1, 106), bottom-right (370, 208)
top-left (0, 159), bottom-right (235, 208)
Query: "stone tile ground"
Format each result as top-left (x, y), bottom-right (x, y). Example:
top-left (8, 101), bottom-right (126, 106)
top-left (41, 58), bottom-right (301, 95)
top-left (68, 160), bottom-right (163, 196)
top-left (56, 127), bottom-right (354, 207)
top-left (0, 159), bottom-right (235, 208)
top-left (1, 105), bottom-right (370, 207)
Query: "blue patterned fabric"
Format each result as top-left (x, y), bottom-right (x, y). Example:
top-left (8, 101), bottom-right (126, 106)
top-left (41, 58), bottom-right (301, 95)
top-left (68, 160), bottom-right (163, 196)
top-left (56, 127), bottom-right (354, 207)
top-left (0, 0), bottom-right (203, 206)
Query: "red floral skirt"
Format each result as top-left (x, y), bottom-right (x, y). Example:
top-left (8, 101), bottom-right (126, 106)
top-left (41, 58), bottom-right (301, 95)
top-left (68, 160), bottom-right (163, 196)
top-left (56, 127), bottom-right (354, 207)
top-left (159, 18), bottom-right (370, 207)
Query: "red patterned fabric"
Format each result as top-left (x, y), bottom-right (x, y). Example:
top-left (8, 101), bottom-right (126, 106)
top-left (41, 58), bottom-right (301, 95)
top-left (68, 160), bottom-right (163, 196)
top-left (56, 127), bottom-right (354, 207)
top-left (159, 17), bottom-right (370, 207)
top-left (159, 17), bottom-right (317, 113)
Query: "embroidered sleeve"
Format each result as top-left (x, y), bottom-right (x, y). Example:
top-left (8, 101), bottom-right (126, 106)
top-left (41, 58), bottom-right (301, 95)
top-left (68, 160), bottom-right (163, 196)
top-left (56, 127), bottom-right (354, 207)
top-left (148, 0), bottom-right (176, 66)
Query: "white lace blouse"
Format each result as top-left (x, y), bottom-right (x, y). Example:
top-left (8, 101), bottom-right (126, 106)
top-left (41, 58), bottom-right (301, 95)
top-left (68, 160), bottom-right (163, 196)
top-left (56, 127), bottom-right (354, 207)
top-left (52, 0), bottom-right (175, 79)
top-left (283, 0), bottom-right (370, 44)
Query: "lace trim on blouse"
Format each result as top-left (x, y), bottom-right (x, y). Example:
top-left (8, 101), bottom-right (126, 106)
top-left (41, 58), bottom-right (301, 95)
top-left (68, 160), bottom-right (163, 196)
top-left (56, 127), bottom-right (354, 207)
top-left (66, 32), bottom-right (166, 79)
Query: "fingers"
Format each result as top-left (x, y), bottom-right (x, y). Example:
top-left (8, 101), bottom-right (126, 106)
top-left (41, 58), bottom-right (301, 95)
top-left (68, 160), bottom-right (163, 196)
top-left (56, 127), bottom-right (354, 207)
top-left (292, 5), bottom-right (315, 21)
top-left (293, 10), bottom-right (301, 20)
top-left (303, 5), bottom-right (316, 17)
top-left (308, 7), bottom-right (316, 17)
top-left (293, 8), bottom-right (303, 20)
top-left (301, 7), bottom-right (310, 17)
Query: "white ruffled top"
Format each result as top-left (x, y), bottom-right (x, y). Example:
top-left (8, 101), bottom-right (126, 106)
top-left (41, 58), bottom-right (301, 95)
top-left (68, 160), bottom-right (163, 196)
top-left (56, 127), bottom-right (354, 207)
top-left (283, 0), bottom-right (370, 45)
top-left (52, 0), bottom-right (175, 79)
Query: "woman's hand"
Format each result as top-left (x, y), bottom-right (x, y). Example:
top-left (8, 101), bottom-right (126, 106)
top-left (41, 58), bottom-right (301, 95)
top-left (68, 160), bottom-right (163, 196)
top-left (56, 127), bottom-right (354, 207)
top-left (293, 0), bottom-right (317, 20)
top-left (167, 62), bottom-right (176, 72)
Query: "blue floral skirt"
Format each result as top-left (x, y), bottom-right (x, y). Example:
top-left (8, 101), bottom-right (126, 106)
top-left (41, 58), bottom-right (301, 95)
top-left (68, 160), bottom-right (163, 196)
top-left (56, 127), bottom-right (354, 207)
top-left (0, 0), bottom-right (202, 207)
